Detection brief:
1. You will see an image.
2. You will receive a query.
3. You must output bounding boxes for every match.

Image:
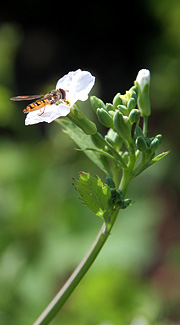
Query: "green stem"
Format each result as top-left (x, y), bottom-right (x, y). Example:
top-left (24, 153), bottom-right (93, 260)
top-left (143, 116), bottom-right (148, 136)
top-left (112, 166), bottom-right (121, 188)
top-left (33, 210), bottom-right (119, 325)
top-left (119, 169), bottom-right (132, 196)
top-left (94, 132), bottom-right (127, 168)
top-left (119, 138), bottom-right (135, 196)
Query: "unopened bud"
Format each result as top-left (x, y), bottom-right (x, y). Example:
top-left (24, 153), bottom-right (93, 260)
top-left (106, 103), bottom-right (114, 111)
top-left (128, 109), bottom-right (141, 124)
top-left (113, 92), bottom-right (122, 109)
top-left (127, 98), bottom-right (136, 111)
top-left (96, 108), bottom-right (114, 128)
top-left (129, 86), bottom-right (138, 101)
top-left (135, 69), bottom-right (151, 116)
top-left (117, 105), bottom-right (129, 116)
top-left (134, 126), bottom-right (144, 139)
top-left (113, 111), bottom-right (131, 139)
top-left (90, 96), bottom-right (106, 113)
top-left (135, 136), bottom-right (148, 152)
top-left (150, 134), bottom-right (162, 152)
top-left (105, 176), bottom-right (115, 188)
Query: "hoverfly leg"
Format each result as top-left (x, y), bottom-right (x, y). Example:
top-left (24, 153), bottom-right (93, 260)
top-left (38, 107), bottom-right (45, 116)
top-left (58, 99), bottom-right (71, 106)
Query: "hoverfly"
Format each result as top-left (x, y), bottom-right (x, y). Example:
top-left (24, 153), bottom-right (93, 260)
top-left (10, 88), bottom-right (70, 115)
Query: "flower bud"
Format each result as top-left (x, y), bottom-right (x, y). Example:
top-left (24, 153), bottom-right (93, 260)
top-left (127, 98), bottom-right (136, 111)
top-left (90, 96), bottom-right (106, 113)
top-left (133, 125), bottom-right (144, 139)
top-left (96, 108), bottom-right (114, 128)
top-left (117, 105), bottom-right (129, 116)
top-left (106, 103), bottom-right (114, 111)
top-left (128, 109), bottom-right (141, 124)
top-left (113, 92), bottom-right (122, 109)
top-left (150, 134), bottom-right (162, 152)
top-left (113, 111), bottom-right (131, 139)
top-left (129, 86), bottom-right (138, 101)
top-left (135, 136), bottom-right (148, 152)
top-left (135, 69), bottom-right (151, 116)
top-left (105, 176), bottom-right (115, 188)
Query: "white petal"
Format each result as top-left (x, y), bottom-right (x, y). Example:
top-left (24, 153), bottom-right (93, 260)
top-left (25, 103), bottom-right (70, 125)
top-left (56, 69), bottom-right (95, 105)
top-left (136, 69), bottom-right (150, 91)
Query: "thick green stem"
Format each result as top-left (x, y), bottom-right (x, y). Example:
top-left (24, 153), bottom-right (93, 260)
top-left (119, 169), bottom-right (132, 196)
top-left (33, 210), bottom-right (119, 325)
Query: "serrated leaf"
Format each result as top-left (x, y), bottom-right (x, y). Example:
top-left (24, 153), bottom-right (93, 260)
top-left (57, 119), bottom-right (110, 174)
top-left (76, 172), bottom-right (112, 221)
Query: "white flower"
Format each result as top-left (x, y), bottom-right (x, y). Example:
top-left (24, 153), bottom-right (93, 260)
top-left (136, 69), bottom-right (150, 91)
top-left (25, 69), bottom-right (95, 125)
top-left (135, 69), bottom-right (151, 117)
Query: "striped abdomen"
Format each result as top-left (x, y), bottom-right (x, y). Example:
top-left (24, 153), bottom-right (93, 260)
top-left (24, 99), bottom-right (50, 113)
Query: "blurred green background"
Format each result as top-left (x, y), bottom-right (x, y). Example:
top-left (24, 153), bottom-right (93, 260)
top-left (1, 1), bottom-right (180, 324)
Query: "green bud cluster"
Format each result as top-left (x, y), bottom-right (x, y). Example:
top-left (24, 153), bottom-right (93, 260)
top-left (134, 127), bottom-right (162, 157)
top-left (87, 70), bottom-right (167, 189)
top-left (90, 85), bottom-right (140, 141)
top-left (110, 188), bottom-right (132, 209)
top-left (104, 176), bottom-right (133, 209)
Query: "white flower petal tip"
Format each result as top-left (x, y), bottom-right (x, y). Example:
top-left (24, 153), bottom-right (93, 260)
top-left (25, 69), bottom-right (95, 126)
top-left (56, 69), bottom-right (95, 106)
top-left (136, 69), bottom-right (150, 90)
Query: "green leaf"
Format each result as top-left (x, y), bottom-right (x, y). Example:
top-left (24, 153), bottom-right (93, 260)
top-left (56, 119), bottom-right (110, 174)
top-left (132, 150), bottom-right (170, 177)
top-left (151, 150), bottom-right (170, 162)
top-left (76, 172), bottom-right (112, 221)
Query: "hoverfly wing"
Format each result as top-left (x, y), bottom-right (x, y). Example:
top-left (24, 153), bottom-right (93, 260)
top-left (10, 94), bottom-right (44, 101)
